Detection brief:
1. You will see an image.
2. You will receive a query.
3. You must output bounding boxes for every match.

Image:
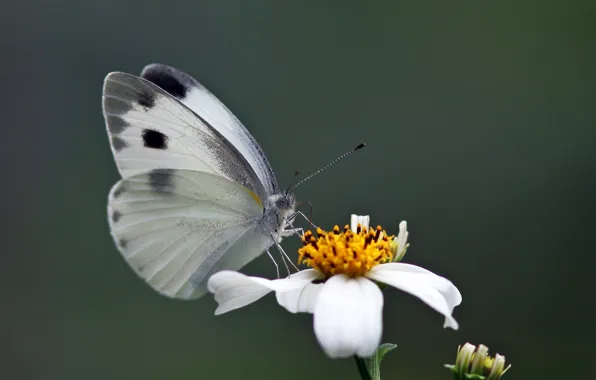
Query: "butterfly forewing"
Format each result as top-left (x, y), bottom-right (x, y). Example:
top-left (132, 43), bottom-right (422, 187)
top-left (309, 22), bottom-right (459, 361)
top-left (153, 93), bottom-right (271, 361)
top-left (102, 72), bottom-right (267, 201)
top-left (140, 63), bottom-right (279, 196)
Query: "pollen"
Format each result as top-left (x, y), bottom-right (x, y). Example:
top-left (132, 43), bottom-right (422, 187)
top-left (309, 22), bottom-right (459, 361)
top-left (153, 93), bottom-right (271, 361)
top-left (298, 224), bottom-right (395, 277)
top-left (483, 356), bottom-right (495, 375)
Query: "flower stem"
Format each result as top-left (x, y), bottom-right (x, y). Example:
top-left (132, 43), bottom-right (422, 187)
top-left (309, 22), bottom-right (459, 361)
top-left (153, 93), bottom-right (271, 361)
top-left (353, 356), bottom-right (373, 380)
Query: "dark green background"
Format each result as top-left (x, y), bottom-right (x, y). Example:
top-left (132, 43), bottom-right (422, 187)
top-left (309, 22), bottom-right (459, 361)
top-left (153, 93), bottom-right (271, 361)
top-left (2, 1), bottom-right (594, 379)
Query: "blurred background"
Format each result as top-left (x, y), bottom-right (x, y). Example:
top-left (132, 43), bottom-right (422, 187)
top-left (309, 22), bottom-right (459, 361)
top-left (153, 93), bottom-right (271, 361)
top-left (1, 0), bottom-right (595, 379)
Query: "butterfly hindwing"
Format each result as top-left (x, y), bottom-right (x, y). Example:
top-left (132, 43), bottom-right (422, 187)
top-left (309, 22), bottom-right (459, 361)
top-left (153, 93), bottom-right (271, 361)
top-left (102, 71), bottom-right (268, 201)
top-left (108, 169), bottom-right (274, 299)
top-left (140, 63), bottom-right (278, 196)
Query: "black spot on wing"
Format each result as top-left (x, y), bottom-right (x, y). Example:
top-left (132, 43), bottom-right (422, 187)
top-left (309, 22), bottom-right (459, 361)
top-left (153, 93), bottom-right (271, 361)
top-left (119, 239), bottom-right (128, 249)
top-left (142, 129), bottom-right (168, 150)
top-left (111, 136), bottom-right (128, 151)
top-left (141, 64), bottom-right (199, 100)
top-left (142, 68), bottom-right (187, 99)
top-left (138, 90), bottom-right (155, 109)
top-left (112, 210), bottom-right (122, 223)
top-left (103, 94), bottom-right (132, 115)
top-left (106, 115), bottom-right (129, 134)
top-left (103, 75), bottom-right (138, 115)
top-left (148, 169), bottom-right (176, 193)
top-left (112, 183), bottom-right (126, 198)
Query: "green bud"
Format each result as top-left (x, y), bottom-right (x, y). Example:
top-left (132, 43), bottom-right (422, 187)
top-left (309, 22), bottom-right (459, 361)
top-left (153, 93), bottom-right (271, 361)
top-left (445, 343), bottom-right (511, 380)
top-left (486, 354), bottom-right (510, 380)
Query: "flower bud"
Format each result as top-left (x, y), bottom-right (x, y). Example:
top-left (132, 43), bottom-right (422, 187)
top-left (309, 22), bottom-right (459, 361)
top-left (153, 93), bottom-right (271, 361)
top-left (445, 343), bottom-right (511, 380)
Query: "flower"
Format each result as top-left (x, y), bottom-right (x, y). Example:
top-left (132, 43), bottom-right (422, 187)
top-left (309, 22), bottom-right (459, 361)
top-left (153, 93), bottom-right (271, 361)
top-left (208, 215), bottom-right (462, 358)
top-left (445, 343), bottom-right (511, 380)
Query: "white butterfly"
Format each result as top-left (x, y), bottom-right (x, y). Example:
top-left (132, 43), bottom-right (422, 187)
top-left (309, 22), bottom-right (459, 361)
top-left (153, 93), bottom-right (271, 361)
top-left (102, 64), bottom-right (299, 300)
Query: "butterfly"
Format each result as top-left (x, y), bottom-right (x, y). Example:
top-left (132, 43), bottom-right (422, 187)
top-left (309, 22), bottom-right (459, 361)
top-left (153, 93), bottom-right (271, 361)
top-left (102, 64), bottom-right (299, 300)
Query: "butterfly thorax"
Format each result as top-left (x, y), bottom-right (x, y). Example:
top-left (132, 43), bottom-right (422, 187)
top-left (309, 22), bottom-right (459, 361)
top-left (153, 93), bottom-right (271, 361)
top-left (259, 192), bottom-right (297, 243)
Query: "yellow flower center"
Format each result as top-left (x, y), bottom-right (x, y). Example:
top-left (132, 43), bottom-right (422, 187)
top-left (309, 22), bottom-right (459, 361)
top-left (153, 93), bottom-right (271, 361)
top-left (468, 353), bottom-right (497, 376)
top-left (483, 356), bottom-right (495, 375)
top-left (298, 224), bottom-right (395, 277)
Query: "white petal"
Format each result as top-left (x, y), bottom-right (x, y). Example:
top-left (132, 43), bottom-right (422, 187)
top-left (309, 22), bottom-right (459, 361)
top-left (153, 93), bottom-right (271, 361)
top-left (274, 269), bottom-right (325, 313)
top-left (350, 214), bottom-right (370, 232)
top-left (397, 221), bottom-right (408, 244)
top-left (393, 221), bottom-right (409, 261)
top-left (362, 215), bottom-right (370, 230)
top-left (313, 275), bottom-right (383, 358)
top-left (371, 263), bottom-right (462, 309)
top-left (367, 263), bottom-right (462, 329)
top-left (276, 282), bottom-right (324, 313)
top-left (350, 215), bottom-right (358, 231)
top-left (208, 271), bottom-right (276, 315)
top-left (208, 270), bottom-right (320, 315)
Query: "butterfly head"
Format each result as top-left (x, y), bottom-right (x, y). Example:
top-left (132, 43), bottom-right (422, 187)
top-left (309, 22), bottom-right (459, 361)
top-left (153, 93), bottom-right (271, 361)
top-left (273, 190), bottom-right (296, 213)
top-left (262, 191), bottom-right (297, 236)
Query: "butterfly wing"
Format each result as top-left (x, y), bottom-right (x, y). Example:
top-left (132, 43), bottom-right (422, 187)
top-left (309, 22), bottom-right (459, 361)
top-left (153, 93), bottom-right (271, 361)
top-left (102, 71), bottom-right (268, 201)
top-left (102, 72), bottom-right (280, 298)
top-left (139, 63), bottom-right (278, 195)
top-left (108, 169), bottom-right (275, 299)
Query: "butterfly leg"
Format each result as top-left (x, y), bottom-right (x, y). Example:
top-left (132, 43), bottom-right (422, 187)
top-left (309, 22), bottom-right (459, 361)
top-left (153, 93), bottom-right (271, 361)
top-left (278, 243), bottom-right (300, 275)
top-left (269, 234), bottom-right (300, 275)
top-left (280, 228), bottom-right (304, 238)
top-left (283, 210), bottom-right (316, 238)
top-left (265, 249), bottom-right (280, 279)
top-left (288, 211), bottom-right (319, 229)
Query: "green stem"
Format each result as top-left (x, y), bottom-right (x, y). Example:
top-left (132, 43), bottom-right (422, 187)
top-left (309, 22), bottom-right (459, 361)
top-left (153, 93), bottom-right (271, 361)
top-left (354, 356), bottom-right (373, 380)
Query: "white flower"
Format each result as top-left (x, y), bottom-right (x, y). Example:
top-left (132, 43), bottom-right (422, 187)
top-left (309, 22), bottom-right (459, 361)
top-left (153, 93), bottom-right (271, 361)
top-left (208, 215), bottom-right (462, 358)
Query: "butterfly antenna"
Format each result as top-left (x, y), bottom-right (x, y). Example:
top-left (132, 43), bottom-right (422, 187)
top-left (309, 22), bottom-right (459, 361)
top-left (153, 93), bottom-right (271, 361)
top-left (288, 143), bottom-right (366, 191)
